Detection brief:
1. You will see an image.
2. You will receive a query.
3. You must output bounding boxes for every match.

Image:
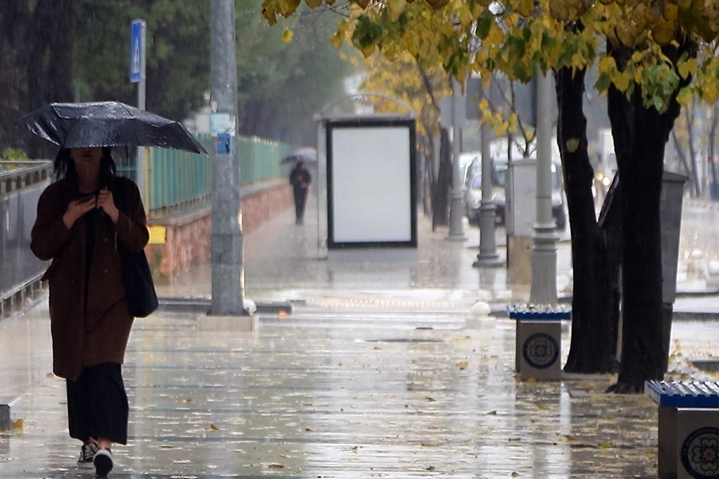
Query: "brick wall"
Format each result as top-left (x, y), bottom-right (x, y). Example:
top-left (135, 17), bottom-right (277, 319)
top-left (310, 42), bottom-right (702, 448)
top-left (146, 181), bottom-right (292, 284)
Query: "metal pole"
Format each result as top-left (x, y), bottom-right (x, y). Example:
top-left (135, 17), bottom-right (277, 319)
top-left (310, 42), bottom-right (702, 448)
top-left (447, 77), bottom-right (466, 240)
top-left (530, 70), bottom-right (559, 304)
top-left (474, 79), bottom-right (501, 267)
top-left (136, 20), bottom-right (146, 199)
top-left (210, 0), bottom-right (245, 315)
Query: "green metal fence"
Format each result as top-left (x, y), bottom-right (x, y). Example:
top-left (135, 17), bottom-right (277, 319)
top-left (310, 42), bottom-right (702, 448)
top-left (138, 134), bottom-right (291, 217)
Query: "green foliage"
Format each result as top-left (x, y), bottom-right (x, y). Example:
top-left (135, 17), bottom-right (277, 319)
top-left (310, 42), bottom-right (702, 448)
top-left (73, 0), bottom-right (210, 123)
top-left (0, 148), bottom-right (29, 160)
top-left (236, 1), bottom-right (361, 146)
top-left (70, 0), bottom-right (356, 147)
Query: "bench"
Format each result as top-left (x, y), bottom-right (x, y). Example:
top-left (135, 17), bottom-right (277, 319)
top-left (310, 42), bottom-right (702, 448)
top-left (508, 305), bottom-right (570, 380)
top-left (644, 380), bottom-right (719, 479)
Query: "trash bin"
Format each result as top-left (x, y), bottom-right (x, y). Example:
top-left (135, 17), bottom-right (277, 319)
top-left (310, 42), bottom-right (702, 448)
top-left (660, 171), bottom-right (688, 371)
top-left (710, 181), bottom-right (719, 200)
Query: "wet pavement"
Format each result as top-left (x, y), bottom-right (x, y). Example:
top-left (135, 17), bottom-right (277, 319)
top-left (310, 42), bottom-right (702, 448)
top-left (2, 196), bottom-right (719, 478)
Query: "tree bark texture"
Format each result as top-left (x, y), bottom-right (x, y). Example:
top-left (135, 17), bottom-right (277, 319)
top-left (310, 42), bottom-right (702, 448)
top-left (555, 67), bottom-right (617, 373)
top-left (433, 128), bottom-right (452, 227)
top-left (613, 88), bottom-right (666, 392)
top-left (608, 38), bottom-right (694, 393)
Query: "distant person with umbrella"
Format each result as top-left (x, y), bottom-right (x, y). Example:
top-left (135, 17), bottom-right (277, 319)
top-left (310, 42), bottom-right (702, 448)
top-left (290, 160), bottom-right (312, 225)
top-left (19, 101), bottom-right (206, 478)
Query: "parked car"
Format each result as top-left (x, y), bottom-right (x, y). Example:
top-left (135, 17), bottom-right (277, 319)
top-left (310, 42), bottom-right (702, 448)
top-left (464, 158), bottom-right (566, 230)
top-left (464, 172), bottom-right (483, 225)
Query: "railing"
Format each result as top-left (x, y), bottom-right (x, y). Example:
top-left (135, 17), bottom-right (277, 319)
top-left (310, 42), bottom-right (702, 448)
top-left (0, 161), bottom-right (53, 318)
top-left (0, 161), bottom-right (53, 195)
top-left (128, 134), bottom-right (291, 218)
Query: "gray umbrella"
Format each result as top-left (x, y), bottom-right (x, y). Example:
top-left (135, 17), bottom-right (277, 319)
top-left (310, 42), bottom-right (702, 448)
top-left (15, 101), bottom-right (207, 155)
top-left (281, 147), bottom-right (317, 165)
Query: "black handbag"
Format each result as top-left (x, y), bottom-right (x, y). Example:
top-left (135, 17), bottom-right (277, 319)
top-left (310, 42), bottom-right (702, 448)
top-left (120, 245), bottom-right (158, 318)
top-left (114, 177), bottom-right (158, 318)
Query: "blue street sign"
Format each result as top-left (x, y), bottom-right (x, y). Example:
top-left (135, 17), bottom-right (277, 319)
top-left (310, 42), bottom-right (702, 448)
top-left (130, 20), bottom-right (143, 83)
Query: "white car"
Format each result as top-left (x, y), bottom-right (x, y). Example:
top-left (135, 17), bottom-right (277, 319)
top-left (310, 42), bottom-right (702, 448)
top-left (464, 158), bottom-right (567, 230)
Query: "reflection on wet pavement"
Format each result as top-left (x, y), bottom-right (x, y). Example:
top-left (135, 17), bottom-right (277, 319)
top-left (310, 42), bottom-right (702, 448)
top-left (4, 199), bottom-right (719, 477)
top-left (5, 305), bottom-right (719, 478)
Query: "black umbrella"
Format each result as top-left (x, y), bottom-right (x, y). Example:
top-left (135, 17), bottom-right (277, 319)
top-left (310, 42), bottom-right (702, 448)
top-left (15, 101), bottom-right (207, 155)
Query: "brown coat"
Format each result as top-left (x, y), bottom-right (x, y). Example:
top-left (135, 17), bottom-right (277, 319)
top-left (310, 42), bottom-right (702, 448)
top-left (31, 176), bottom-right (149, 380)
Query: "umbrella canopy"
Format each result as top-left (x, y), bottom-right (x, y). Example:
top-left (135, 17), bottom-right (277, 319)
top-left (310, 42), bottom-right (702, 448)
top-left (281, 147), bottom-right (317, 165)
top-left (15, 101), bottom-right (207, 155)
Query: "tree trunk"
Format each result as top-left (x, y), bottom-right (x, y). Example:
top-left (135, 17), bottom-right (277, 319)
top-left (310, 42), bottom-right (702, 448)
top-left (433, 128), bottom-right (451, 226)
top-left (709, 105), bottom-right (719, 198)
top-left (555, 66), bottom-right (617, 373)
top-left (611, 88), bottom-right (666, 392)
top-left (0, 3), bottom-right (32, 153)
top-left (607, 38), bottom-right (694, 393)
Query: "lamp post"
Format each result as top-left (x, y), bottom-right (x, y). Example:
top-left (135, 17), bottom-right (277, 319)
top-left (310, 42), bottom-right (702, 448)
top-left (447, 77), bottom-right (466, 241)
top-left (210, 0), bottom-right (245, 315)
top-left (474, 79), bottom-right (502, 267)
top-left (529, 70), bottom-right (559, 304)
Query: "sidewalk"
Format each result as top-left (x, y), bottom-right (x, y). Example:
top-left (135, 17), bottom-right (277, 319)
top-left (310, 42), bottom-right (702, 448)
top-left (2, 198), bottom-right (719, 478)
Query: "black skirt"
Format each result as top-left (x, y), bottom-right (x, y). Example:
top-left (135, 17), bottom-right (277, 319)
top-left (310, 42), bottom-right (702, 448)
top-left (66, 362), bottom-right (129, 445)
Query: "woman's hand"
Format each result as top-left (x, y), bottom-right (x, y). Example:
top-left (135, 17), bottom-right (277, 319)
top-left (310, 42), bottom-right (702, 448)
top-left (62, 197), bottom-right (98, 229)
top-left (97, 188), bottom-right (120, 224)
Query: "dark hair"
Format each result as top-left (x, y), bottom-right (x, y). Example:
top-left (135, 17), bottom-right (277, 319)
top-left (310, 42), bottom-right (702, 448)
top-left (53, 147), bottom-right (117, 185)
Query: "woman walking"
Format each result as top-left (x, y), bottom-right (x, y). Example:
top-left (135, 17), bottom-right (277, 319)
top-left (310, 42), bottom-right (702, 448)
top-left (30, 146), bottom-right (149, 478)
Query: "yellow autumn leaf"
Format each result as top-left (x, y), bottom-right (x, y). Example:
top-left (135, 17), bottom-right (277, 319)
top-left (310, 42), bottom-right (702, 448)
top-left (703, 82), bottom-right (719, 105)
top-left (508, 113), bottom-right (519, 134)
top-left (331, 31), bottom-right (344, 49)
top-left (566, 138), bottom-right (580, 153)
top-left (517, 0), bottom-right (534, 17)
top-left (598, 55), bottom-right (616, 75)
top-left (651, 20), bottom-right (676, 46)
top-left (614, 71), bottom-right (632, 92)
top-left (281, 29), bottom-right (294, 43)
top-left (633, 66), bottom-right (643, 85)
top-left (360, 43), bottom-right (376, 58)
top-left (678, 58), bottom-right (697, 80)
top-left (387, 0), bottom-right (407, 19)
top-left (616, 23), bottom-right (637, 47)
top-left (663, 2), bottom-right (678, 22)
top-left (676, 87), bottom-right (693, 105)
top-left (305, 0), bottom-right (323, 7)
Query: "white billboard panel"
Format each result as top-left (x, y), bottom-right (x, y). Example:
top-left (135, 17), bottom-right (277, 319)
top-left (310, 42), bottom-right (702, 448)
top-left (326, 119), bottom-right (416, 248)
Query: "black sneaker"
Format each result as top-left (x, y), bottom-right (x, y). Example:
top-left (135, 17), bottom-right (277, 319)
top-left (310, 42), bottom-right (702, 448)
top-left (77, 442), bottom-right (98, 469)
top-left (93, 448), bottom-right (113, 477)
